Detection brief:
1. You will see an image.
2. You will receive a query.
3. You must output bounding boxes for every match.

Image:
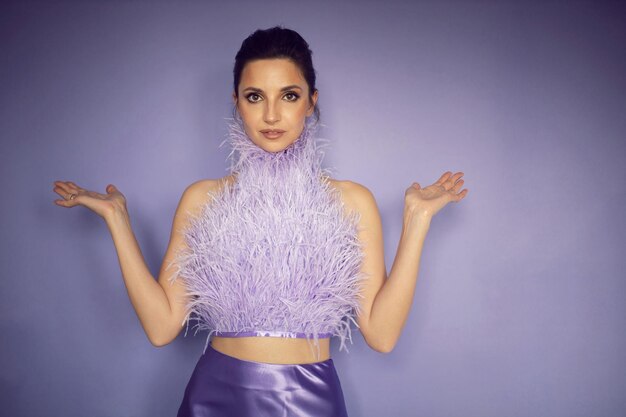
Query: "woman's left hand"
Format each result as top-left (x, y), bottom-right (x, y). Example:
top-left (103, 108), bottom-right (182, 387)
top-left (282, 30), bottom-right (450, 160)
top-left (404, 171), bottom-right (468, 218)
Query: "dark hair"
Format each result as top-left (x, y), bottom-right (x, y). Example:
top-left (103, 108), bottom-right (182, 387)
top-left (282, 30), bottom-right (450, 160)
top-left (232, 26), bottom-right (320, 124)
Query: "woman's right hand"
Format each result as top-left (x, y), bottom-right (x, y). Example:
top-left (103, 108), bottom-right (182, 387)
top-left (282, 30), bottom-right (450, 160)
top-left (53, 180), bottom-right (127, 221)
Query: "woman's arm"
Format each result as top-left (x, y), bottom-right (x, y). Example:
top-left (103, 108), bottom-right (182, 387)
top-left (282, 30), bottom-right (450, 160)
top-left (347, 172), bottom-right (467, 352)
top-left (365, 203), bottom-right (431, 353)
top-left (104, 180), bottom-right (217, 347)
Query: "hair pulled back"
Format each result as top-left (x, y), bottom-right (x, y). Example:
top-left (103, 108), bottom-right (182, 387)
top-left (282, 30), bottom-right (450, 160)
top-left (232, 26), bottom-right (320, 124)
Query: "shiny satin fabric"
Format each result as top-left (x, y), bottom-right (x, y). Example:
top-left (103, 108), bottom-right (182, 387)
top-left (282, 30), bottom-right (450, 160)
top-left (177, 343), bottom-right (349, 417)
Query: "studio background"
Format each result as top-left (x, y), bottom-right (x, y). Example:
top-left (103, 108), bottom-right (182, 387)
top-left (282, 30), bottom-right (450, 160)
top-left (1, 0), bottom-right (624, 416)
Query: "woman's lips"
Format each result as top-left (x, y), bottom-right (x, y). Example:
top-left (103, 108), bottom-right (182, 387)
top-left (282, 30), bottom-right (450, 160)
top-left (261, 131), bottom-right (285, 139)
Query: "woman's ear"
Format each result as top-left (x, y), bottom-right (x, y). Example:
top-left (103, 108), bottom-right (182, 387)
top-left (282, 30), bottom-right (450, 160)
top-left (308, 90), bottom-right (319, 116)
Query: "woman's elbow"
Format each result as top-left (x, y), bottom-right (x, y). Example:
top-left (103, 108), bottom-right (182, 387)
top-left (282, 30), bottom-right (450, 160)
top-left (376, 341), bottom-right (396, 354)
top-left (365, 334), bottom-right (396, 354)
top-left (148, 326), bottom-right (180, 348)
top-left (149, 336), bottom-right (170, 348)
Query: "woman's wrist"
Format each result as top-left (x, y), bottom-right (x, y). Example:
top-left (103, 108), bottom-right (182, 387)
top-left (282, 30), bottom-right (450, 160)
top-left (105, 203), bottom-right (130, 228)
top-left (402, 205), bottom-right (432, 231)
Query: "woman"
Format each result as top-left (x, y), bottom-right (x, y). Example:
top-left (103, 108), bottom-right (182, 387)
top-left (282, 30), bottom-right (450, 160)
top-left (52, 26), bottom-right (468, 416)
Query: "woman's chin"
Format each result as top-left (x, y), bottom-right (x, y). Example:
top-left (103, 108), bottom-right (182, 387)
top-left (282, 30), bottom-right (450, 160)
top-left (254, 138), bottom-right (296, 153)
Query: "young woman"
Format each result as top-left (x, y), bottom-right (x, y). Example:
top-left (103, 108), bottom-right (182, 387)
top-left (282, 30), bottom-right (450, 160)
top-left (53, 26), bottom-right (468, 417)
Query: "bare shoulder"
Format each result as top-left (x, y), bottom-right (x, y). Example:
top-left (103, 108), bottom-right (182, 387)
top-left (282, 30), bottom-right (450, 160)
top-left (176, 175), bottom-right (234, 223)
top-left (187, 173), bottom-right (236, 195)
top-left (180, 174), bottom-right (236, 214)
top-left (327, 177), bottom-right (376, 216)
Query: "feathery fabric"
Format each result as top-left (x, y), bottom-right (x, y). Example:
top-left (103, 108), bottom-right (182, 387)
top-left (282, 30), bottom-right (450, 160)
top-left (167, 116), bottom-right (368, 359)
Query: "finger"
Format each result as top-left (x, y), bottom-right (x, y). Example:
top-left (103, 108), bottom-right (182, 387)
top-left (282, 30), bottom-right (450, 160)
top-left (52, 186), bottom-right (66, 198)
top-left (53, 181), bottom-right (71, 192)
top-left (449, 171), bottom-right (463, 183)
top-left (434, 171), bottom-right (453, 188)
top-left (53, 184), bottom-right (80, 202)
top-left (53, 192), bottom-right (80, 206)
top-left (450, 179), bottom-right (464, 193)
top-left (67, 181), bottom-right (84, 192)
top-left (443, 172), bottom-right (465, 190)
top-left (54, 198), bottom-right (74, 207)
top-left (453, 172), bottom-right (464, 183)
top-left (455, 189), bottom-right (468, 201)
top-left (54, 181), bottom-right (80, 194)
top-left (53, 184), bottom-right (75, 200)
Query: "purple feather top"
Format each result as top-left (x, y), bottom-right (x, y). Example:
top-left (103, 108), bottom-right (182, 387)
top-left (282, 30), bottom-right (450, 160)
top-left (166, 116), bottom-right (368, 359)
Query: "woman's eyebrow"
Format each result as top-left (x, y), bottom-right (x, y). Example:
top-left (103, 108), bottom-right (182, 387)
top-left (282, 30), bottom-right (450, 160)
top-left (242, 85), bottom-right (303, 93)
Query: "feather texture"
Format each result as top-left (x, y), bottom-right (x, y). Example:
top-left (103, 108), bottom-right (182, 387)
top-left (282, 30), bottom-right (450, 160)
top-left (166, 116), bottom-right (368, 359)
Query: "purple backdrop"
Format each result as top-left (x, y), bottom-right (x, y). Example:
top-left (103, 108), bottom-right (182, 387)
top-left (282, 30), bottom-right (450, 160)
top-left (1, 1), bottom-right (625, 416)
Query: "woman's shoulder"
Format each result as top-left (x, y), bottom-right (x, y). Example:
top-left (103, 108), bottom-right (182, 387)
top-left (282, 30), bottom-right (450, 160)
top-left (178, 175), bottom-right (236, 212)
top-left (187, 174), bottom-right (237, 194)
top-left (189, 173), bottom-right (239, 192)
top-left (327, 177), bottom-right (368, 192)
top-left (326, 177), bottom-right (375, 214)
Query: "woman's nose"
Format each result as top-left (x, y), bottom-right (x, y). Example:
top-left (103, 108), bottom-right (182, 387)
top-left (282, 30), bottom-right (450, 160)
top-left (264, 102), bottom-right (281, 123)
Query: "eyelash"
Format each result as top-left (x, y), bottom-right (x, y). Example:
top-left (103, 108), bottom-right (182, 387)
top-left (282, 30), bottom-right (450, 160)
top-left (245, 92), bottom-right (300, 103)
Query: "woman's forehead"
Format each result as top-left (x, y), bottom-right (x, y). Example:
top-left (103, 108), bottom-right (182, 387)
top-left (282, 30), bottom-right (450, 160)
top-left (240, 59), bottom-right (306, 90)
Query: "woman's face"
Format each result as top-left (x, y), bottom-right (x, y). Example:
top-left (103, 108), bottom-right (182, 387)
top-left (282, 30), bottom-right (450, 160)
top-left (233, 58), bottom-right (318, 153)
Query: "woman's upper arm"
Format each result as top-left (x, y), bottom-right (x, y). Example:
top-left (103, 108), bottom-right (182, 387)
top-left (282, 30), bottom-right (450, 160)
top-left (157, 179), bottom-right (216, 345)
top-left (342, 180), bottom-right (387, 350)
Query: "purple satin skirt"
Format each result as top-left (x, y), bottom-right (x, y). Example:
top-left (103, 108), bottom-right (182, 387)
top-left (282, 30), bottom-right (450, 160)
top-left (177, 343), bottom-right (349, 417)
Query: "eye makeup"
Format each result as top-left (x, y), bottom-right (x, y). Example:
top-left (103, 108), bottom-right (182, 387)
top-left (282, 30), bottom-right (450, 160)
top-left (245, 91), bottom-right (300, 103)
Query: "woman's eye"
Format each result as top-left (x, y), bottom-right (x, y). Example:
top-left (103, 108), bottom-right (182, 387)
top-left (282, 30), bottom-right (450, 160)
top-left (245, 92), bottom-right (300, 103)
top-left (246, 93), bottom-right (261, 103)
